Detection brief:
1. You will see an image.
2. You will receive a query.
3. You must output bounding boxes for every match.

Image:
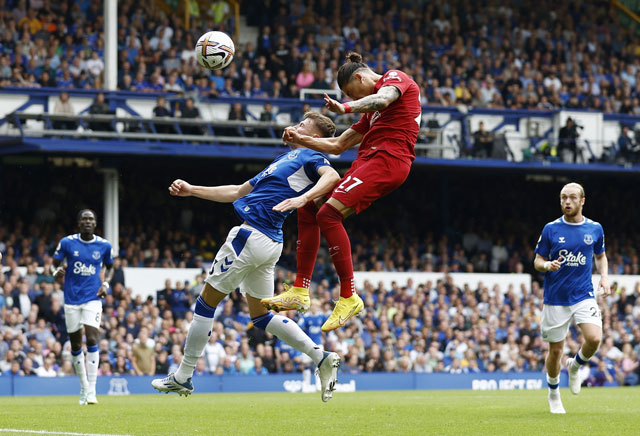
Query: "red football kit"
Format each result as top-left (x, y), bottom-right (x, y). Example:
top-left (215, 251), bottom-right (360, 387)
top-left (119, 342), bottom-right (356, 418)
top-left (331, 69), bottom-right (421, 213)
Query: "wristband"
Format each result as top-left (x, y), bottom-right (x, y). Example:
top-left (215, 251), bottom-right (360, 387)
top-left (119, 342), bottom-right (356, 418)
top-left (543, 261), bottom-right (551, 271)
top-left (343, 102), bottom-right (351, 113)
top-left (52, 266), bottom-right (63, 276)
top-left (102, 281), bottom-right (110, 289)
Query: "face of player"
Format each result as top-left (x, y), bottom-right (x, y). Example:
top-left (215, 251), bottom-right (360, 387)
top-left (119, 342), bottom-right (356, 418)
top-left (78, 211), bottom-right (97, 236)
top-left (341, 72), bottom-right (377, 100)
top-left (559, 186), bottom-right (585, 218)
top-left (284, 117), bottom-right (321, 149)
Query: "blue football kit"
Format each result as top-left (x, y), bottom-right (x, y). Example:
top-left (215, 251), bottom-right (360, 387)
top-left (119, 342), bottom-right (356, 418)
top-left (53, 234), bottom-right (114, 305)
top-left (535, 216), bottom-right (605, 306)
top-left (233, 148), bottom-right (331, 242)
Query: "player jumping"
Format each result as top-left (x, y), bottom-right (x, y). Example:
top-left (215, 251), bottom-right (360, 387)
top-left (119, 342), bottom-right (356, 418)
top-left (53, 209), bottom-right (114, 405)
top-left (262, 51), bottom-right (421, 332)
top-left (151, 113), bottom-right (343, 402)
top-left (533, 182), bottom-right (610, 414)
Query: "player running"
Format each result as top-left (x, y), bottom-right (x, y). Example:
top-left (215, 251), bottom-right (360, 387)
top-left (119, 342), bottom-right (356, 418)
top-left (262, 51), bottom-right (421, 332)
top-left (151, 113), bottom-right (343, 402)
top-left (52, 209), bottom-right (114, 405)
top-left (533, 183), bottom-right (610, 414)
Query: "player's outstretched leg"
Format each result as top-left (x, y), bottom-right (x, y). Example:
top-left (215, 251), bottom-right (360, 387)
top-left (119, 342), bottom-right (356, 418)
top-left (250, 304), bottom-right (340, 402)
top-left (316, 351), bottom-right (341, 402)
top-left (261, 203), bottom-right (319, 313)
top-left (547, 374), bottom-right (565, 414)
top-left (261, 283), bottom-right (311, 312)
top-left (315, 203), bottom-right (363, 331)
top-left (152, 293), bottom-right (218, 396)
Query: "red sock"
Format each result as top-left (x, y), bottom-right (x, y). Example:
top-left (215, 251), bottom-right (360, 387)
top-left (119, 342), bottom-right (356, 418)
top-left (293, 202), bottom-right (320, 289)
top-left (316, 203), bottom-right (355, 298)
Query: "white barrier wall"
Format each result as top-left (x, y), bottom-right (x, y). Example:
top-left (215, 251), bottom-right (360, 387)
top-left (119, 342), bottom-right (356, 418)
top-left (123, 267), bottom-right (203, 301)
top-left (354, 272), bottom-right (532, 296)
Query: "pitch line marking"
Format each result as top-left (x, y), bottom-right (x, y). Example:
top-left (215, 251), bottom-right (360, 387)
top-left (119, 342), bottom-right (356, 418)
top-left (0, 429), bottom-right (133, 436)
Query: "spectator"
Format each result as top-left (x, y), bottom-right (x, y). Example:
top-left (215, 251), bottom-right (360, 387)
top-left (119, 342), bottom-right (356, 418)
top-left (131, 328), bottom-right (155, 376)
top-left (51, 91), bottom-right (76, 131)
top-left (557, 118), bottom-right (580, 163)
top-left (617, 125), bottom-right (638, 164)
top-left (152, 96), bottom-right (174, 134)
top-left (88, 92), bottom-right (113, 132)
top-left (472, 122), bottom-right (494, 158)
top-left (179, 97), bottom-right (201, 136)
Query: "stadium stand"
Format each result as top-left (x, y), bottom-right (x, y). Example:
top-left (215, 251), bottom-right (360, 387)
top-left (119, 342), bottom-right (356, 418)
top-left (0, 0), bottom-right (640, 390)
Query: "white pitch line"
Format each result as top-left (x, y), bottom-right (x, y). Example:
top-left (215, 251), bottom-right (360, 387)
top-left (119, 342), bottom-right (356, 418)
top-left (0, 429), bottom-right (133, 436)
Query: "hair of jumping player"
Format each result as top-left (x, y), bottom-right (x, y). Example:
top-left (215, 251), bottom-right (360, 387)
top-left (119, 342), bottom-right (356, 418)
top-left (337, 51), bottom-right (369, 89)
top-left (560, 182), bottom-right (585, 199)
top-left (304, 111), bottom-right (336, 137)
top-left (77, 209), bottom-right (97, 222)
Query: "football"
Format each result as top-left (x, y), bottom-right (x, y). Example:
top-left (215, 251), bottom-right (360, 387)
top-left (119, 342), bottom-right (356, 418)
top-left (195, 31), bottom-right (235, 71)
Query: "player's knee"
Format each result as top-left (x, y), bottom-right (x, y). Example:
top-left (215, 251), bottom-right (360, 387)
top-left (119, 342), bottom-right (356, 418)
top-left (316, 203), bottom-right (343, 231)
top-left (298, 203), bottom-right (318, 225)
top-left (584, 332), bottom-right (602, 348)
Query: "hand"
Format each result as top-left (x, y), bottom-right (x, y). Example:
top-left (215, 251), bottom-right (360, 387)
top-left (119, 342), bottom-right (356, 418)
top-left (282, 127), bottom-right (309, 146)
top-left (598, 276), bottom-right (611, 297)
top-left (169, 179), bottom-right (193, 197)
top-left (324, 93), bottom-right (346, 114)
top-left (545, 257), bottom-right (562, 272)
top-left (53, 266), bottom-right (66, 282)
top-left (272, 195), bottom-right (309, 212)
top-left (97, 282), bottom-right (108, 299)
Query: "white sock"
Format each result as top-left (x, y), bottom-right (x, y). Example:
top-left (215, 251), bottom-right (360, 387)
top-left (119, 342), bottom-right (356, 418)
top-left (265, 314), bottom-right (324, 364)
top-left (71, 351), bottom-right (89, 389)
top-left (175, 313), bottom-right (214, 383)
top-left (86, 349), bottom-right (99, 392)
top-left (571, 349), bottom-right (589, 370)
top-left (547, 374), bottom-right (560, 398)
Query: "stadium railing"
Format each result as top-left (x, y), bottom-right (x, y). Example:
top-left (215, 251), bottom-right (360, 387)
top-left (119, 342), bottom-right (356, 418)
top-left (1, 87), bottom-right (639, 163)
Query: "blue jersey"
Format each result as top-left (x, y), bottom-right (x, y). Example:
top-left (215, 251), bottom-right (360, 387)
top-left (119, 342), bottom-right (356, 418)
top-left (53, 234), bottom-right (114, 305)
top-left (535, 216), bottom-right (605, 306)
top-left (233, 148), bottom-right (331, 242)
top-left (298, 313), bottom-right (327, 345)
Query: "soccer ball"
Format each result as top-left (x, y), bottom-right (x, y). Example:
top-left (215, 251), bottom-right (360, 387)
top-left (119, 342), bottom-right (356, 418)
top-left (195, 31), bottom-right (235, 71)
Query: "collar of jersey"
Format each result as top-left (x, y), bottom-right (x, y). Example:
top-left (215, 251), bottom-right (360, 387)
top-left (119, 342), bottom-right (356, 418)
top-left (76, 233), bottom-right (97, 243)
top-left (561, 216), bottom-right (586, 226)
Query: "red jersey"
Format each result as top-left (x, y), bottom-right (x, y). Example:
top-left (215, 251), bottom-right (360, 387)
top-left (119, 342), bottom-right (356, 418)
top-left (350, 70), bottom-right (421, 165)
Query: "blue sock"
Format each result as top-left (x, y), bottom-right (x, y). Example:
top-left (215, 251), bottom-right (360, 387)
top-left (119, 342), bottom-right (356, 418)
top-left (251, 312), bottom-right (274, 330)
top-left (194, 296), bottom-right (216, 318)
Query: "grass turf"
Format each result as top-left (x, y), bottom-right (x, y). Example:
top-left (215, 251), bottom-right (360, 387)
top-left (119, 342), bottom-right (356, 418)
top-left (0, 387), bottom-right (639, 436)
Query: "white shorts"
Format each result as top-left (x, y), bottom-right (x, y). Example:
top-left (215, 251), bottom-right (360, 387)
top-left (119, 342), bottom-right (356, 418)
top-left (541, 298), bottom-right (602, 343)
top-left (64, 299), bottom-right (103, 333)
top-left (205, 224), bottom-right (282, 300)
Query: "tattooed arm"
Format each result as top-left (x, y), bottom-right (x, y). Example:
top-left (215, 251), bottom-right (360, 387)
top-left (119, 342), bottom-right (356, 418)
top-left (323, 86), bottom-right (401, 114)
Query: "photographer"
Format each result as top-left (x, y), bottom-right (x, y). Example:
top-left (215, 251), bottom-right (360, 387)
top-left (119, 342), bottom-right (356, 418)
top-left (618, 125), bottom-right (639, 164)
top-left (558, 117), bottom-right (581, 163)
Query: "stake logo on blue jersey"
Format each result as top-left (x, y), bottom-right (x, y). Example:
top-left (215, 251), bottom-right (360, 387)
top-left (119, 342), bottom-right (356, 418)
top-left (535, 216), bottom-right (605, 306)
top-left (233, 148), bottom-right (331, 242)
top-left (53, 234), bottom-right (114, 305)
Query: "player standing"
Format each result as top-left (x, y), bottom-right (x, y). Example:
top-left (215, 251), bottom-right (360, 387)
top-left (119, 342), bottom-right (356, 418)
top-left (152, 113), bottom-right (344, 402)
top-left (262, 51), bottom-right (421, 332)
top-left (53, 209), bottom-right (114, 405)
top-left (533, 183), bottom-right (609, 414)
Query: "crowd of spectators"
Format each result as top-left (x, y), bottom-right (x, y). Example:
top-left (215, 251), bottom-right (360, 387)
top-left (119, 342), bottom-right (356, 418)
top-left (2, 0), bottom-right (640, 117)
top-left (1, 256), bottom-right (639, 387)
top-left (2, 163), bottom-right (640, 384)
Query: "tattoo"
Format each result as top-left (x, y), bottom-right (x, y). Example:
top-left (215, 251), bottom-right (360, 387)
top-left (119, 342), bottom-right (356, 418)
top-left (349, 86), bottom-right (401, 113)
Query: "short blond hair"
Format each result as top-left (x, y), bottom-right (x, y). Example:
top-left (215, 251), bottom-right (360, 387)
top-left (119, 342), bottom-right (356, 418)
top-left (560, 182), bottom-right (585, 198)
top-left (304, 111), bottom-right (336, 138)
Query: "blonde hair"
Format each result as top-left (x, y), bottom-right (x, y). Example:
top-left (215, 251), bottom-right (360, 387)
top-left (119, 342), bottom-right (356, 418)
top-left (560, 182), bottom-right (585, 199)
top-left (304, 111), bottom-right (336, 137)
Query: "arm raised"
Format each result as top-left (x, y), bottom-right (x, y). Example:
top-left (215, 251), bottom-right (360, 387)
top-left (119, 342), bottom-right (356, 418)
top-left (169, 179), bottom-right (253, 203)
top-left (324, 86), bottom-right (401, 114)
top-left (282, 127), bottom-right (363, 155)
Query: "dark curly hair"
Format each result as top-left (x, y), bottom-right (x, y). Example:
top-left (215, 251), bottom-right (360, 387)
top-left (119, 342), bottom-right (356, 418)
top-left (337, 52), bottom-right (369, 89)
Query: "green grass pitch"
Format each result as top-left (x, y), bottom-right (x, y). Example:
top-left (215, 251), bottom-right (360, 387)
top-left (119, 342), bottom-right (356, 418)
top-left (1, 388), bottom-right (639, 436)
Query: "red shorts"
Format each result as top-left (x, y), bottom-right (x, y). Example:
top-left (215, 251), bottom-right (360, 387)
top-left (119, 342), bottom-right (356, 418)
top-left (331, 152), bottom-right (411, 214)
